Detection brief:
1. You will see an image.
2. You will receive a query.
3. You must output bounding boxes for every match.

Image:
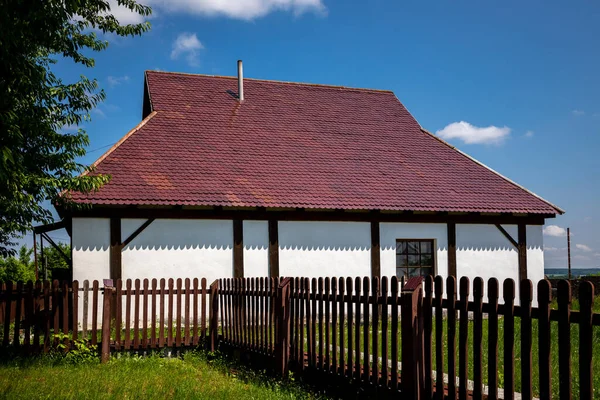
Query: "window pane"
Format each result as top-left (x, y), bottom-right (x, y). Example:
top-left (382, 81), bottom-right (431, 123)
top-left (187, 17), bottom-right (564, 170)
top-left (407, 241), bottom-right (419, 253)
top-left (396, 241), bottom-right (407, 254)
top-left (421, 254), bottom-right (433, 268)
top-left (396, 254), bottom-right (408, 267)
top-left (420, 241), bottom-right (433, 254)
top-left (408, 254), bottom-right (420, 266)
top-left (408, 268), bottom-right (421, 278)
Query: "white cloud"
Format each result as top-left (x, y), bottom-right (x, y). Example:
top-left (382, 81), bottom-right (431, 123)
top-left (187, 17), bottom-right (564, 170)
top-left (145, 0), bottom-right (326, 20)
top-left (572, 109), bottom-right (585, 116)
top-left (574, 255), bottom-right (590, 260)
top-left (576, 244), bottom-right (593, 252)
top-left (171, 33), bottom-right (204, 66)
top-left (593, 253), bottom-right (600, 257)
top-left (525, 130), bottom-right (534, 138)
top-left (107, 0), bottom-right (147, 24)
top-left (92, 108), bottom-right (106, 118)
top-left (436, 121), bottom-right (511, 145)
top-left (107, 75), bottom-right (130, 87)
top-left (543, 225), bottom-right (567, 237)
top-left (543, 246), bottom-right (564, 252)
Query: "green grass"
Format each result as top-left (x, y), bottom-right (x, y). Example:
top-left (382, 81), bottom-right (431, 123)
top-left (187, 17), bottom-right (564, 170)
top-left (0, 352), bottom-right (324, 400)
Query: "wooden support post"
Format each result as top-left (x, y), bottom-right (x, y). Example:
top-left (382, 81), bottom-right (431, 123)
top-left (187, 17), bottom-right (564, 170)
top-left (371, 221), bottom-right (381, 278)
top-left (233, 220), bottom-right (244, 278)
top-left (401, 277), bottom-right (424, 399)
top-left (268, 220), bottom-right (279, 277)
top-left (101, 280), bottom-right (114, 363)
top-left (447, 222), bottom-right (457, 277)
top-left (518, 223), bottom-right (527, 283)
top-left (109, 218), bottom-right (122, 280)
top-left (275, 277), bottom-right (291, 377)
top-left (209, 280), bottom-right (219, 352)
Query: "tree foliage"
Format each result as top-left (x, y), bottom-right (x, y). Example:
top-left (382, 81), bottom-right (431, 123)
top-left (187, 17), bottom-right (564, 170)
top-left (0, 243), bottom-right (71, 282)
top-left (0, 1), bottom-right (151, 256)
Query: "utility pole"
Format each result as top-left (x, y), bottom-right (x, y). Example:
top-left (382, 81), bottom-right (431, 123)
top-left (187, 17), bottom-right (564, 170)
top-left (567, 227), bottom-right (571, 280)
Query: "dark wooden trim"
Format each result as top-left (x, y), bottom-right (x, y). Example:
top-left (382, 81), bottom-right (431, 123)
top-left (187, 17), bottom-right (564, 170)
top-left (122, 218), bottom-right (155, 247)
top-left (233, 220), bottom-right (244, 278)
top-left (371, 221), bottom-right (381, 278)
top-left (269, 220), bottom-right (279, 277)
top-left (40, 233), bottom-right (71, 267)
top-left (447, 222), bottom-right (457, 277)
top-left (110, 217), bottom-right (122, 280)
top-left (33, 220), bottom-right (67, 234)
top-left (518, 223), bottom-right (527, 282)
top-left (65, 207), bottom-right (551, 225)
top-left (495, 224), bottom-right (518, 248)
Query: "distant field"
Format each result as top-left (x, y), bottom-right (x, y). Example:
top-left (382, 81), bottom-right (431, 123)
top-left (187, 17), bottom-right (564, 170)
top-left (545, 268), bottom-right (600, 278)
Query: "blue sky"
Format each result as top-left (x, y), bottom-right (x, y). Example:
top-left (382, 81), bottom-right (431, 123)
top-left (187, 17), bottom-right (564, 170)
top-left (46, 0), bottom-right (599, 269)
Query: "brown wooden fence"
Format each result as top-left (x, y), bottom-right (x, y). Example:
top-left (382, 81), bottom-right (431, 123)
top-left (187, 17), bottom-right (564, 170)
top-left (1, 275), bottom-right (598, 399)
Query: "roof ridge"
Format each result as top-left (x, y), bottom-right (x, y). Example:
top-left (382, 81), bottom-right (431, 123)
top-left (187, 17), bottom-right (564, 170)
top-left (145, 70), bottom-right (394, 94)
top-left (419, 127), bottom-right (565, 215)
top-left (82, 111), bottom-right (158, 176)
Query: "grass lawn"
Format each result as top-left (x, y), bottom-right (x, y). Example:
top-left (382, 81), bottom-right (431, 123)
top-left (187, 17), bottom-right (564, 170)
top-left (0, 352), bottom-right (324, 400)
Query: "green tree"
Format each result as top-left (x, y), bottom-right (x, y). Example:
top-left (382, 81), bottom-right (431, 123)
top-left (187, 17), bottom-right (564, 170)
top-left (0, 243), bottom-right (72, 282)
top-left (0, 1), bottom-right (151, 256)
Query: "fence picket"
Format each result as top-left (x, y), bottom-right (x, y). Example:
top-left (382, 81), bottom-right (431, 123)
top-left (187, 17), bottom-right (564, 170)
top-left (184, 278), bottom-right (190, 346)
top-left (346, 277), bottom-right (354, 379)
top-left (52, 280), bottom-right (59, 346)
top-left (487, 278), bottom-right (499, 400)
top-left (338, 277), bottom-right (346, 377)
top-left (91, 280), bottom-right (99, 347)
top-left (324, 277), bottom-right (330, 372)
top-left (434, 276), bottom-right (444, 399)
top-left (167, 278), bottom-right (174, 347)
top-left (14, 281), bottom-right (23, 347)
top-left (331, 277), bottom-right (338, 375)
top-left (579, 281), bottom-right (594, 400)
top-left (176, 278), bottom-right (182, 348)
top-left (201, 278), bottom-right (207, 342)
top-left (472, 277), bottom-right (484, 400)
top-left (458, 277), bottom-right (470, 399)
top-left (133, 279), bottom-right (140, 350)
top-left (24, 281), bottom-right (34, 352)
top-left (503, 279), bottom-right (516, 400)
top-left (61, 281), bottom-right (69, 348)
top-left (142, 279), bottom-right (149, 349)
top-left (381, 277), bottom-right (389, 388)
top-left (159, 279), bottom-right (165, 348)
top-left (82, 280), bottom-right (89, 341)
top-left (537, 279), bottom-right (552, 400)
top-left (446, 276), bottom-right (457, 400)
top-left (363, 277), bottom-right (371, 383)
top-left (423, 276), bottom-right (433, 398)
top-left (310, 278), bottom-right (317, 367)
top-left (43, 281), bottom-right (51, 352)
top-left (371, 276), bottom-right (379, 386)
top-left (317, 278), bottom-right (324, 370)
top-left (151, 279), bottom-right (157, 349)
top-left (192, 278), bottom-right (199, 345)
top-left (115, 279), bottom-right (122, 350)
top-left (354, 276), bottom-right (361, 381)
top-left (521, 280), bottom-right (533, 400)
top-left (34, 281), bottom-right (42, 351)
top-left (557, 280), bottom-right (572, 400)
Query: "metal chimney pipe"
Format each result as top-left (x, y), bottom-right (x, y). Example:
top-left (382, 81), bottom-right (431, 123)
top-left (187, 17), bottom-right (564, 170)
top-left (237, 60), bottom-right (244, 102)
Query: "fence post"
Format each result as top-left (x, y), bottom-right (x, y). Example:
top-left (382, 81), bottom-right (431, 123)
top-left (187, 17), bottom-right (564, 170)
top-left (101, 279), bottom-right (113, 363)
top-left (209, 280), bottom-right (219, 352)
top-left (275, 277), bottom-right (291, 377)
top-left (401, 277), bottom-right (424, 400)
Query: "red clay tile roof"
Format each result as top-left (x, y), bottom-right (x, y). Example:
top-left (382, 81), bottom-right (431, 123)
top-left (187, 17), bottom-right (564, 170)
top-left (70, 71), bottom-right (562, 215)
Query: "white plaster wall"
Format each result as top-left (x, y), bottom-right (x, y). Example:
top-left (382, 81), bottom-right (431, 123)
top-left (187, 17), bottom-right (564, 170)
top-left (72, 218), bottom-right (110, 282)
top-left (121, 219), bottom-right (233, 284)
top-left (278, 221), bottom-right (371, 278)
top-left (380, 223), bottom-right (448, 280)
top-left (457, 224), bottom-right (518, 302)
top-left (72, 218), bottom-right (110, 330)
top-left (243, 220), bottom-right (269, 277)
top-left (456, 224), bottom-right (544, 305)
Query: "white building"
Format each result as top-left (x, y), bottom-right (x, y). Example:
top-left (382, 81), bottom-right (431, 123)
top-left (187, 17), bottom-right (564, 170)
top-left (57, 64), bottom-right (563, 302)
